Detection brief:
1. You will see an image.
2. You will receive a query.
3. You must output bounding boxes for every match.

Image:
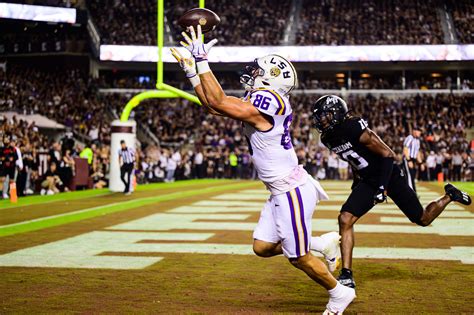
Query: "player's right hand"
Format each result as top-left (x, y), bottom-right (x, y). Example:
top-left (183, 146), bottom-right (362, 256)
top-left (373, 186), bottom-right (387, 204)
top-left (180, 25), bottom-right (218, 62)
top-left (170, 47), bottom-right (197, 78)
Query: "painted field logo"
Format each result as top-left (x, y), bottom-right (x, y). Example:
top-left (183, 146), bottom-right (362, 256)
top-left (0, 186), bottom-right (472, 269)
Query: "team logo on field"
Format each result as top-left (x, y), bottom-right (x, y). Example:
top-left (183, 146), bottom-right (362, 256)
top-left (270, 67), bottom-right (281, 77)
top-left (199, 18), bottom-right (207, 25)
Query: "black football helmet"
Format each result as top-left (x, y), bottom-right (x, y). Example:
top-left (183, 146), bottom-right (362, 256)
top-left (311, 95), bottom-right (349, 133)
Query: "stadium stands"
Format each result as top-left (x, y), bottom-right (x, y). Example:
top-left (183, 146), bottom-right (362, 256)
top-left (84, 0), bottom-right (471, 46)
top-left (297, 0), bottom-right (444, 45)
top-left (446, 0), bottom-right (473, 44)
top-left (0, 0), bottom-right (473, 198)
top-left (88, 0), bottom-right (156, 45)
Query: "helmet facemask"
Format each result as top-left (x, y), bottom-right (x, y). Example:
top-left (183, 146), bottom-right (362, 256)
top-left (240, 60), bottom-right (265, 90)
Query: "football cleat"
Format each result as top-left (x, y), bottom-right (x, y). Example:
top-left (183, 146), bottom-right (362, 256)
top-left (324, 284), bottom-right (356, 315)
top-left (338, 268), bottom-right (356, 289)
top-left (444, 183), bottom-right (471, 205)
top-left (320, 232), bottom-right (342, 273)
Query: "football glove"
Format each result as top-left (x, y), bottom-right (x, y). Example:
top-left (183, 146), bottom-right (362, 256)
top-left (374, 186), bottom-right (387, 204)
top-left (170, 47), bottom-right (197, 78)
top-left (180, 25), bottom-right (218, 62)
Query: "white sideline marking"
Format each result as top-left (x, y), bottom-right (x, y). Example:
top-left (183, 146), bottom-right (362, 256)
top-left (213, 194), bottom-right (268, 201)
top-left (317, 204), bottom-right (466, 211)
top-left (0, 232), bottom-right (214, 269)
top-left (0, 200), bottom-right (129, 229)
top-left (168, 205), bottom-right (473, 218)
top-left (105, 213), bottom-right (473, 236)
top-left (312, 218), bottom-right (474, 236)
top-left (0, 233), bottom-right (470, 268)
top-left (107, 213), bottom-right (255, 231)
top-left (194, 200), bottom-right (264, 207)
top-left (0, 183), bottom-right (471, 270)
top-left (380, 217), bottom-right (474, 225)
top-left (168, 206), bottom-right (262, 213)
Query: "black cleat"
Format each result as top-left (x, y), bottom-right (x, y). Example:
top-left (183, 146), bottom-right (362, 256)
top-left (444, 183), bottom-right (472, 205)
top-left (338, 268), bottom-right (356, 288)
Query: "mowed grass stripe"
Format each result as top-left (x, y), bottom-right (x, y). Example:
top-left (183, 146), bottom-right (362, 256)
top-left (0, 179), bottom-right (233, 210)
top-left (0, 181), bottom-right (258, 238)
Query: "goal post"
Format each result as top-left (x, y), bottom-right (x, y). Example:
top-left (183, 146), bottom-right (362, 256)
top-left (119, 0), bottom-right (205, 123)
top-left (110, 0), bottom-right (205, 191)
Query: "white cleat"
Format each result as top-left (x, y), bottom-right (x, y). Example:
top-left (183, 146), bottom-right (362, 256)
top-left (324, 285), bottom-right (356, 314)
top-left (320, 231), bottom-right (341, 273)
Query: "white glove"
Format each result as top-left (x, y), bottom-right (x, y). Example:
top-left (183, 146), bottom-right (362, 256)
top-left (170, 47), bottom-right (196, 78)
top-left (180, 25), bottom-right (218, 62)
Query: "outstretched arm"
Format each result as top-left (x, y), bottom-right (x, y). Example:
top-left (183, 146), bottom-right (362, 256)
top-left (359, 129), bottom-right (395, 158)
top-left (359, 128), bottom-right (395, 203)
top-left (179, 25), bottom-right (272, 130)
top-left (170, 47), bottom-right (223, 116)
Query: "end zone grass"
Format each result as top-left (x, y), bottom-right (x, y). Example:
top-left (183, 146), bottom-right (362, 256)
top-left (0, 179), bottom-right (472, 313)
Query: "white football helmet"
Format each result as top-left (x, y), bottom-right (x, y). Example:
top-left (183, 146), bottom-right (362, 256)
top-left (240, 54), bottom-right (298, 96)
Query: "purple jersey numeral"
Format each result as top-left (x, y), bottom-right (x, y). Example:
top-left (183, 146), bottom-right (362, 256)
top-left (281, 114), bottom-right (293, 150)
top-left (253, 94), bottom-right (271, 110)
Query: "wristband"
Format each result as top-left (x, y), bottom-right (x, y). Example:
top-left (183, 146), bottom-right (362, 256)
top-left (188, 75), bottom-right (200, 88)
top-left (196, 60), bottom-right (211, 74)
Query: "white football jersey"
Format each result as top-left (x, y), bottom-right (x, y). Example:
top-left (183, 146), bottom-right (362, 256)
top-left (242, 88), bottom-right (300, 186)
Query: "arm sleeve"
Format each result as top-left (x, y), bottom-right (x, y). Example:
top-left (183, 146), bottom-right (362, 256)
top-left (248, 90), bottom-right (287, 116)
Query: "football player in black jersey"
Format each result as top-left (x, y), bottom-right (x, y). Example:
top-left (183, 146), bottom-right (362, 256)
top-left (311, 95), bottom-right (472, 289)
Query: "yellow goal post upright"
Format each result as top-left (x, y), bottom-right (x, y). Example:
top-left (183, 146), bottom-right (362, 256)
top-left (109, 0), bottom-right (204, 192)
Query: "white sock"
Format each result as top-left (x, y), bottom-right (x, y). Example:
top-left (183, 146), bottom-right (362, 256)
top-left (310, 236), bottom-right (326, 252)
top-left (328, 282), bottom-right (345, 298)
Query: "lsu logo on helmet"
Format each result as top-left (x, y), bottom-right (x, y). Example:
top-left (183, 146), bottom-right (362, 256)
top-left (240, 54), bottom-right (298, 96)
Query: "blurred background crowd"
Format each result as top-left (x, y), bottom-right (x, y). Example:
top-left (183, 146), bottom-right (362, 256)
top-left (83, 0), bottom-right (473, 46)
top-left (0, 0), bottom-right (473, 198)
top-left (1, 62), bottom-right (472, 197)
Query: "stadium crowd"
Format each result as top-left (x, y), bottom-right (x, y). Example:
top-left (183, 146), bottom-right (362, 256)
top-left (447, 0), bottom-right (473, 44)
top-left (297, 0), bottom-right (443, 45)
top-left (83, 0), bottom-right (473, 46)
top-left (1, 61), bottom-right (473, 199)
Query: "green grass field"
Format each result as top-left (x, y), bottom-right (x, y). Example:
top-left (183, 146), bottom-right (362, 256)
top-left (0, 179), bottom-right (472, 313)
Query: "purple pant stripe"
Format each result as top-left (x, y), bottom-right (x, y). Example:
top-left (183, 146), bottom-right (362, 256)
top-left (286, 191), bottom-right (300, 256)
top-left (295, 187), bottom-right (308, 254)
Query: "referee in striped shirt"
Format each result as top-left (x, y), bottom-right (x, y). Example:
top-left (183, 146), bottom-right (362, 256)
top-left (402, 127), bottom-right (421, 192)
top-left (118, 140), bottom-right (135, 195)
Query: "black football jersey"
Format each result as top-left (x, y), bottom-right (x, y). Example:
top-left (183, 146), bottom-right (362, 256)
top-left (321, 116), bottom-right (384, 182)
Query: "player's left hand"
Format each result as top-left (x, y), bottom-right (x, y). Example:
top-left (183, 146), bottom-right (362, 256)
top-left (373, 186), bottom-right (387, 204)
top-left (180, 25), bottom-right (218, 62)
top-left (170, 47), bottom-right (196, 78)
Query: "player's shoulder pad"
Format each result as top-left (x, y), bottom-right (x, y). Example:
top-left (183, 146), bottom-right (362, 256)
top-left (248, 89), bottom-right (287, 116)
top-left (344, 116), bottom-right (368, 139)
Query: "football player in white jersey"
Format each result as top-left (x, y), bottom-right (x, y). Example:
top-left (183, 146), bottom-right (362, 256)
top-left (171, 25), bottom-right (355, 314)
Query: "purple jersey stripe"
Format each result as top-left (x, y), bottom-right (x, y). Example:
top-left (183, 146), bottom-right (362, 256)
top-left (286, 191), bottom-right (300, 256)
top-left (258, 89), bottom-right (285, 115)
top-left (295, 187), bottom-right (309, 254)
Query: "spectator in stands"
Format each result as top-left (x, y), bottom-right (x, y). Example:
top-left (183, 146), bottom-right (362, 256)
top-left (60, 149), bottom-right (75, 190)
top-left (327, 152), bottom-right (339, 180)
top-left (40, 162), bottom-right (62, 195)
top-left (426, 151), bottom-right (437, 181)
top-left (1, 135), bottom-right (18, 199)
top-left (338, 157), bottom-right (349, 181)
top-left (452, 151), bottom-right (463, 181)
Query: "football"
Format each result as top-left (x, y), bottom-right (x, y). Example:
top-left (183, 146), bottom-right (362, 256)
top-left (178, 8), bottom-right (221, 33)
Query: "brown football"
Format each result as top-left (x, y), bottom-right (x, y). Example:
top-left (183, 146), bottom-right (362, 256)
top-left (178, 8), bottom-right (221, 34)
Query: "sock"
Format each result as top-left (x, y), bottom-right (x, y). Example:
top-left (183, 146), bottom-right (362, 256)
top-left (310, 236), bottom-right (326, 252)
top-left (328, 282), bottom-right (345, 298)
